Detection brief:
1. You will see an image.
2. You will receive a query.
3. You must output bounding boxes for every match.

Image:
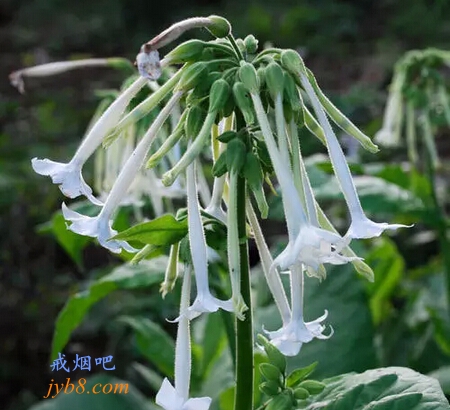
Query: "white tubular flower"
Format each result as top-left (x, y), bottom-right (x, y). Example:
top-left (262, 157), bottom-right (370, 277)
top-left (250, 91), bottom-right (353, 272)
top-left (31, 76), bottom-right (148, 205)
top-left (374, 70), bottom-right (405, 147)
top-left (184, 161), bottom-right (233, 320)
top-left (266, 265), bottom-right (332, 356)
top-left (299, 72), bottom-right (410, 239)
top-left (204, 176), bottom-right (227, 223)
top-left (156, 267), bottom-right (212, 410)
top-left (62, 91), bottom-right (183, 253)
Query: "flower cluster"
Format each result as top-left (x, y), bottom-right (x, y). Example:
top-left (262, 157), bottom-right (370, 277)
top-left (14, 16), bottom-right (409, 408)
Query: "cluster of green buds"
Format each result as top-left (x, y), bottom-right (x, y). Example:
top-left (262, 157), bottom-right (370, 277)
top-left (375, 48), bottom-right (450, 169)
top-left (13, 15), bottom-right (409, 409)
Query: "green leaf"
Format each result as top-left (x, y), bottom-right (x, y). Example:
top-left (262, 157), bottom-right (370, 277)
top-left (112, 214), bottom-right (188, 246)
top-left (28, 375), bottom-right (150, 410)
top-left (301, 367), bottom-right (449, 409)
top-left (200, 312), bottom-right (227, 376)
top-left (51, 258), bottom-right (166, 361)
top-left (119, 316), bottom-right (175, 377)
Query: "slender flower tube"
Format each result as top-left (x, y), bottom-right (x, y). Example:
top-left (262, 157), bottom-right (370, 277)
top-left (183, 161), bottom-right (233, 320)
top-left (9, 58), bottom-right (132, 94)
top-left (32, 76), bottom-right (148, 205)
top-left (265, 265), bottom-right (332, 356)
top-left (299, 72), bottom-right (410, 239)
top-left (204, 175), bottom-right (227, 223)
top-left (156, 267), bottom-right (212, 410)
top-left (249, 89), bottom-right (352, 272)
top-left (374, 70), bottom-right (405, 147)
top-left (62, 91), bottom-right (183, 253)
top-left (247, 201), bottom-right (290, 325)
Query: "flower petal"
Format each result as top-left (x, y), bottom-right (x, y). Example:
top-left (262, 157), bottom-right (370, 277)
top-left (155, 378), bottom-right (184, 410)
top-left (347, 215), bottom-right (411, 239)
top-left (183, 397), bottom-right (212, 410)
top-left (32, 158), bottom-right (103, 205)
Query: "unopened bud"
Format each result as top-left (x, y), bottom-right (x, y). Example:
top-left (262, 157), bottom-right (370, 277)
top-left (160, 242), bottom-right (180, 298)
top-left (298, 380), bottom-right (326, 395)
top-left (259, 381), bottom-right (280, 397)
top-left (280, 49), bottom-right (306, 76)
top-left (164, 39), bottom-right (206, 64)
top-left (293, 387), bottom-right (310, 400)
top-left (185, 105), bottom-right (207, 139)
top-left (206, 15), bottom-right (231, 38)
top-left (239, 62), bottom-right (259, 93)
top-left (265, 62), bottom-right (285, 100)
top-left (233, 81), bottom-right (255, 124)
top-left (284, 72), bottom-right (302, 112)
top-left (244, 34), bottom-right (259, 54)
top-left (226, 138), bottom-right (247, 174)
top-left (209, 79), bottom-right (231, 112)
top-left (212, 150), bottom-right (228, 177)
top-left (259, 363), bottom-right (283, 384)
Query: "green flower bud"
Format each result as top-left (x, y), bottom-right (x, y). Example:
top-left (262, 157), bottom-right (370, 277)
top-left (239, 62), bottom-right (259, 93)
top-left (221, 91), bottom-right (236, 118)
top-left (257, 66), bottom-right (266, 88)
top-left (266, 393), bottom-right (294, 410)
top-left (212, 150), bottom-right (228, 177)
top-left (217, 130), bottom-right (238, 143)
top-left (233, 81), bottom-right (255, 124)
top-left (209, 79), bottom-right (231, 112)
top-left (175, 62), bottom-right (208, 92)
top-left (259, 381), bottom-right (280, 397)
top-left (106, 57), bottom-right (134, 71)
top-left (185, 105), bottom-right (207, 139)
top-left (226, 138), bottom-right (247, 174)
top-left (259, 363), bottom-right (283, 384)
top-left (244, 34), bottom-right (259, 54)
top-left (265, 343), bottom-right (287, 374)
top-left (284, 72), bottom-right (303, 112)
top-left (160, 242), bottom-right (180, 298)
top-left (280, 49), bottom-right (306, 76)
top-left (201, 47), bottom-right (216, 61)
top-left (257, 334), bottom-right (270, 347)
top-left (164, 40), bottom-right (205, 64)
top-left (298, 380), bottom-right (326, 395)
top-left (206, 15), bottom-right (231, 38)
top-left (293, 387), bottom-right (310, 400)
top-left (236, 38), bottom-right (246, 53)
top-left (265, 62), bottom-right (285, 100)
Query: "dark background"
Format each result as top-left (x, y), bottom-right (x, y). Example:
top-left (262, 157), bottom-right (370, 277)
top-left (1, 1), bottom-right (450, 409)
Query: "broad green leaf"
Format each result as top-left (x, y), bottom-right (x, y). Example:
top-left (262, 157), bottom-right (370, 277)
top-left (119, 316), bottom-right (175, 377)
top-left (300, 367), bottom-right (449, 409)
top-left (254, 263), bottom-right (378, 378)
top-left (112, 214), bottom-right (188, 246)
top-left (28, 375), bottom-right (150, 410)
top-left (51, 258), bottom-right (167, 361)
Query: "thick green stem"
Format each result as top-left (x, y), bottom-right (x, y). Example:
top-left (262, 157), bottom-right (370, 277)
top-left (233, 166), bottom-right (253, 410)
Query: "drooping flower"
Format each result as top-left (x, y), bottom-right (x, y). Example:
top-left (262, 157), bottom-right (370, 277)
top-left (265, 265), bottom-right (332, 356)
top-left (62, 91), bottom-right (183, 253)
top-left (32, 75), bottom-right (148, 205)
top-left (156, 264), bottom-right (212, 410)
top-left (298, 70), bottom-right (410, 239)
top-left (183, 161), bottom-right (233, 320)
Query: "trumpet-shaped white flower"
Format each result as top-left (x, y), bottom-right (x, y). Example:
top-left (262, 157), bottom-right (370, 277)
top-left (250, 91), bottom-right (354, 272)
top-left (184, 161), bottom-right (233, 320)
top-left (156, 264), bottom-right (212, 410)
top-left (299, 72), bottom-right (410, 239)
top-left (62, 91), bottom-right (183, 253)
top-left (32, 76), bottom-right (148, 205)
top-left (266, 265), bottom-right (332, 356)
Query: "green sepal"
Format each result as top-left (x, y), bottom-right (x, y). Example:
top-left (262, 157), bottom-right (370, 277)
top-left (175, 62), bottom-right (209, 92)
top-left (286, 362), bottom-right (318, 388)
top-left (209, 79), bottom-right (231, 112)
top-left (259, 363), bottom-right (283, 384)
top-left (217, 130), bottom-right (238, 143)
top-left (239, 62), bottom-right (259, 93)
top-left (184, 105), bottom-right (207, 140)
top-left (298, 380), bottom-right (326, 395)
top-left (264, 343), bottom-right (287, 374)
top-left (265, 62), bottom-right (285, 100)
top-left (259, 381), bottom-right (280, 397)
top-left (164, 39), bottom-right (205, 64)
top-left (206, 15), bottom-right (231, 38)
top-left (233, 81), bottom-right (255, 124)
top-left (226, 138), bottom-right (247, 174)
top-left (212, 150), bottom-right (228, 177)
top-left (284, 72), bottom-right (302, 112)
